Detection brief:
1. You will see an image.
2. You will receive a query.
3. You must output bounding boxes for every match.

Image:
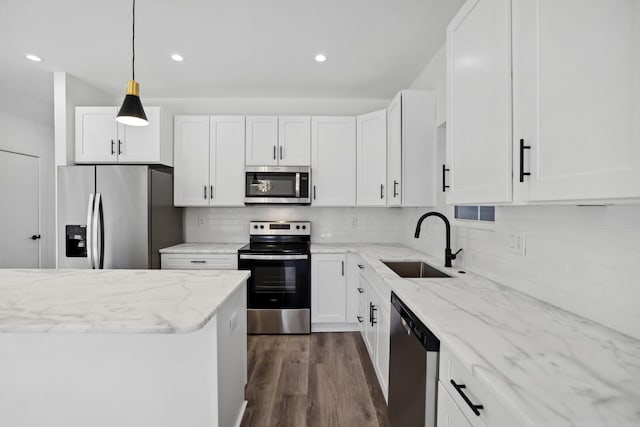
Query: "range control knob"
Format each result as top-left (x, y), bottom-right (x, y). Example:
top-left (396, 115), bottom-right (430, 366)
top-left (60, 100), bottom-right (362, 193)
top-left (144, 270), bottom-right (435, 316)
top-left (260, 225), bottom-right (264, 229)
top-left (253, 225), bottom-right (258, 229)
top-left (296, 225), bottom-right (300, 230)
top-left (302, 225), bottom-right (307, 230)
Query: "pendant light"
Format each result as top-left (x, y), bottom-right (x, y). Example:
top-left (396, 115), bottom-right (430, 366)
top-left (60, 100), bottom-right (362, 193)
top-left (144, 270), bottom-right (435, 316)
top-left (116, 0), bottom-right (148, 126)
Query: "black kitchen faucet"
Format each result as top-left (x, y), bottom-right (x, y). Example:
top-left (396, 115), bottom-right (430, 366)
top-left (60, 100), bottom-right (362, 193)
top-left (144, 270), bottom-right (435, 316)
top-left (414, 212), bottom-right (462, 268)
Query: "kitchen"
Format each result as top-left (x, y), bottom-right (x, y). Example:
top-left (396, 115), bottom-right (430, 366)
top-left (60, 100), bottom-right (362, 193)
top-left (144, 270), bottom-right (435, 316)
top-left (1, 0), bottom-right (639, 426)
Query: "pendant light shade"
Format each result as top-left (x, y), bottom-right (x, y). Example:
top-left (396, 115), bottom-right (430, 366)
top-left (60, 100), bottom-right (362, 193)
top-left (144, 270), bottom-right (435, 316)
top-left (116, 0), bottom-right (148, 127)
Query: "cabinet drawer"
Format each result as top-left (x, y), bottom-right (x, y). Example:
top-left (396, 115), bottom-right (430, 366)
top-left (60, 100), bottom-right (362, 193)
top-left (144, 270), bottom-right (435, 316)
top-left (160, 254), bottom-right (237, 270)
top-left (439, 346), bottom-right (525, 427)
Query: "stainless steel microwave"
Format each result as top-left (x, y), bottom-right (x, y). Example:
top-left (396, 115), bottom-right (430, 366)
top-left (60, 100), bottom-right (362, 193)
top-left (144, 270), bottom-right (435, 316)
top-left (244, 166), bottom-right (311, 204)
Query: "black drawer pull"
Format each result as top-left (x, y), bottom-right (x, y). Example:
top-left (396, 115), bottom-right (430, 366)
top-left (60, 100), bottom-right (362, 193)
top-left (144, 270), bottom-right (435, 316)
top-left (190, 260), bottom-right (207, 264)
top-left (450, 380), bottom-right (484, 416)
top-left (442, 164), bottom-right (450, 192)
top-left (357, 287), bottom-right (364, 293)
top-left (357, 315), bottom-right (363, 323)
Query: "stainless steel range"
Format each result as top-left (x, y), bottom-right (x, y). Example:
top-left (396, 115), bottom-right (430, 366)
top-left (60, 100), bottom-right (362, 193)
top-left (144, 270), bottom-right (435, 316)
top-left (238, 221), bottom-right (311, 334)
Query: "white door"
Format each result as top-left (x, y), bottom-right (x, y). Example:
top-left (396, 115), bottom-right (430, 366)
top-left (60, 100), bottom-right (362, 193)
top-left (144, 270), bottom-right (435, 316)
top-left (245, 116), bottom-right (278, 166)
top-left (387, 92), bottom-right (402, 206)
top-left (118, 107), bottom-right (161, 163)
top-left (0, 150), bottom-right (39, 267)
top-left (278, 116), bottom-right (311, 166)
top-left (446, 0), bottom-right (513, 204)
top-left (173, 116), bottom-right (210, 206)
top-left (75, 107), bottom-right (118, 163)
top-left (513, 0), bottom-right (640, 202)
top-left (311, 116), bottom-right (357, 206)
top-left (357, 109), bottom-right (387, 206)
top-left (311, 254), bottom-right (347, 323)
top-left (210, 116), bottom-right (245, 206)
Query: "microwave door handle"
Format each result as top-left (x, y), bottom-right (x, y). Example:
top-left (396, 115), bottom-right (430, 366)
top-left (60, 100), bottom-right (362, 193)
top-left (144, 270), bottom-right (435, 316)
top-left (295, 173), bottom-right (300, 198)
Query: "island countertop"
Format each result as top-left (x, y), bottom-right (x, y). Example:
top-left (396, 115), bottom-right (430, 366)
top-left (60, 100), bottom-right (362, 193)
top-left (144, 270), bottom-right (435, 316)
top-left (0, 269), bottom-right (250, 334)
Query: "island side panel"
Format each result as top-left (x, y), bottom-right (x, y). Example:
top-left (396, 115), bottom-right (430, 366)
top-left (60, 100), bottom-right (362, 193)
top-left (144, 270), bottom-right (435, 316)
top-left (0, 315), bottom-right (220, 427)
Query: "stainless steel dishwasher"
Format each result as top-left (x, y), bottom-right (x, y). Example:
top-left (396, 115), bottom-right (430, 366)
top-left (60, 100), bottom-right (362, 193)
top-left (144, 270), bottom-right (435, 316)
top-left (388, 292), bottom-right (440, 427)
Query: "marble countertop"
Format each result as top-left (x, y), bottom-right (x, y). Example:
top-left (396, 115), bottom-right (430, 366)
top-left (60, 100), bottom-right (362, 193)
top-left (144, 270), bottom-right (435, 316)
top-left (311, 243), bottom-right (640, 427)
top-left (0, 269), bottom-right (250, 334)
top-left (159, 243), bottom-right (246, 254)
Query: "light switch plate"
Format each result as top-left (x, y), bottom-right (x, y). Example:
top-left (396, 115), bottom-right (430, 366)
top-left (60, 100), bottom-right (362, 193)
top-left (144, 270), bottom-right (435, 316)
top-left (508, 232), bottom-right (526, 255)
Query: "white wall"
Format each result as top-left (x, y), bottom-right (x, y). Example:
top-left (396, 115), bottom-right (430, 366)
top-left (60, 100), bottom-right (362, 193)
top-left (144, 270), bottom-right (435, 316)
top-left (402, 47), bottom-right (640, 340)
top-left (186, 207), bottom-right (403, 244)
top-left (410, 45), bottom-right (446, 125)
top-left (0, 112), bottom-right (55, 268)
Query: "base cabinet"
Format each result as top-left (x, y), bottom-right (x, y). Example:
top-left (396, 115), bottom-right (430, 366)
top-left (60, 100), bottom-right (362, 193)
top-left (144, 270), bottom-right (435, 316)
top-left (311, 254), bottom-right (347, 324)
top-left (437, 382), bottom-right (476, 427)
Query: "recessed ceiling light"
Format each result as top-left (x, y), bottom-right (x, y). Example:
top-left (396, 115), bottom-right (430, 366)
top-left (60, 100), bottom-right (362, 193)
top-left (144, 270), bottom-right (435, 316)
top-left (171, 54), bottom-right (184, 62)
top-left (315, 54), bottom-right (327, 63)
top-left (25, 54), bottom-right (42, 62)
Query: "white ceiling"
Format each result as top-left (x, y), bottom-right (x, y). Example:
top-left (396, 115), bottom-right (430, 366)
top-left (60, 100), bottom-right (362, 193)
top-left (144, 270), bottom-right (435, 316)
top-left (0, 0), bottom-right (465, 107)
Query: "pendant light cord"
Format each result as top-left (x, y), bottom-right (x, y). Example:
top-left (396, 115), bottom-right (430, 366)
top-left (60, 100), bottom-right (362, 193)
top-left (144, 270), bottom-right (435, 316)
top-left (132, 0), bottom-right (136, 81)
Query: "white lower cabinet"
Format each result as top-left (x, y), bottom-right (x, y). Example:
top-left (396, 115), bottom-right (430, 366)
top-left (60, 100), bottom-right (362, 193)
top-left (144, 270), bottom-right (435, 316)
top-left (437, 382), bottom-right (476, 427)
top-left (311, 254), bottom-right (347, 324)
top-left (160, 253), bottom-right (237, 270)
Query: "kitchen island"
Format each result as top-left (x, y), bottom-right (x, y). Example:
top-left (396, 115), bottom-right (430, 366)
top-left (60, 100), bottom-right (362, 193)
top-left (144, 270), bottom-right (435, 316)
top-left (0, 269), bottom-right (250, 427)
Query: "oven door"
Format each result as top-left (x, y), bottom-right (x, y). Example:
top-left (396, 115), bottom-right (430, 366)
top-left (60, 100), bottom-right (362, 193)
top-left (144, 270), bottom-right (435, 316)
top-left (239, 253), bottom-right (311, 309)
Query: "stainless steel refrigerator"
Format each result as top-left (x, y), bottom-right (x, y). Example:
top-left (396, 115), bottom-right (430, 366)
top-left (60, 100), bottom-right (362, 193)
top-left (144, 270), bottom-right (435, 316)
top-left (57, 165), bottom-right (183, 269)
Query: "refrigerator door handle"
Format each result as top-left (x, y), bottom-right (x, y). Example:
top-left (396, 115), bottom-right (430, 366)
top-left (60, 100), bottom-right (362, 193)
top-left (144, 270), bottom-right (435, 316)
top-left (86, 193), bottom-right (95, 269)
top-left (96, 193), bottom-right (105, 269)
top-left (92, 193), bottom-right (104, 269)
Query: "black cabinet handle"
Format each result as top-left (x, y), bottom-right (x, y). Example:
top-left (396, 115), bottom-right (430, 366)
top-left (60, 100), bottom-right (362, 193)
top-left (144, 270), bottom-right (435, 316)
top-left (280, 146), bottom-right (283, 160)
top-left (357, 315), bottom-right (363, 323)
top-left (341, 261), bottom-right (345, 276)
top-left (118, 139), bottom-right (123, 155)
top-left (273, 145), bottom-right (276, 160)
top-left (357, 264), bottom-right (364, 269)
top-left (190, 260), bottom-right (207, 264)
top-left (31, 234), bottom-right (41, 240)
top-left (111, 139), bottom-right (115, 155)
top-left (371, 304), bottom-right (377, 326)
top-left (519, 139), bottom-right (531, 182)
top-left (442, 164), bottom-right (450, 192)
top-left (357, 287), bottom-right (364, 293)
top-left (380, 184), bottom-right (384, 199)
top-left (450, 380), bottom-right (484, 416)
top-left (203, 185), bottom-right (207, 199)
top-left (313, 185), bottom-right (317, 200)
top-left (393, 180), bottom-right (399, 197)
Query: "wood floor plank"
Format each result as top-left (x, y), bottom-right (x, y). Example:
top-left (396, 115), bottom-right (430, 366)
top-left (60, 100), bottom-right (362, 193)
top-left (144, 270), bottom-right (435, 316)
top-left (241, 332), bottom-right (390, 427)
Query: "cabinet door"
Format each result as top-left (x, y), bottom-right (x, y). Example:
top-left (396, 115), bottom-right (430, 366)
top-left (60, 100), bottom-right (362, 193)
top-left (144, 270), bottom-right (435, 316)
top-left (210, 116), bottom-right (245, 206)
top-left (386, 93), bottom-right (402, 206)
top-left (278, 116), bottom-right (311, 166)
top-left (311, 116), bottom-right (357, 206)
top-left (357, 109), bottom-right (387, 206)
top-left (513, 0), bottom-right (640, 201)
top-left (437, 383), bottom-right (475, 427)
top-left (311, 254), bottom-right (347, 323)
top-left (365, 284), bottom-right (379, 361)
top-left (173, 116), bottom-right (210, 206)
top-left (375, 302), bottom-right (390, 401)
top-left (446, 0), bottom-right (513, 204)
top-left (118, 107), bottom-right (161, 163)
top-left (245, 116), bottom-right (278, 166)
top-left (75, 107), bottom-right (118, 163)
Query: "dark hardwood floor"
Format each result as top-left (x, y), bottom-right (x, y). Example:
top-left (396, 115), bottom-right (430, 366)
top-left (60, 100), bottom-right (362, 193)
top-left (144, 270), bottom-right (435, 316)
top-left (240, 332), bottom-right (391, 427)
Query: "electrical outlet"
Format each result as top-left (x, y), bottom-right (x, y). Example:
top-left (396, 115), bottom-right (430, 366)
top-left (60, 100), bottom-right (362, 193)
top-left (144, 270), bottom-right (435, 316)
top-left (198, 216), bottom-right (206, 227)
top-left (351, 216), bottom-right (359, 229)
top-left (508, 232), bottom-right (526, 255)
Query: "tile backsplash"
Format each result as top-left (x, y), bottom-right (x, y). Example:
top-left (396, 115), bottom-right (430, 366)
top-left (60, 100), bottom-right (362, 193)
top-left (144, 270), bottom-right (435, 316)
top-left (185, 207), bottom-right (405, 244)
top-left (402, 204), bottom-right (640, 340)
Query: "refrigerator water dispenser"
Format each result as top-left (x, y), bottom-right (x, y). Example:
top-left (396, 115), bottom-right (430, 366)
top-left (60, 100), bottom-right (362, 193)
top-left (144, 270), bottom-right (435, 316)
top-left (65, 225), bottom-right (87, 257)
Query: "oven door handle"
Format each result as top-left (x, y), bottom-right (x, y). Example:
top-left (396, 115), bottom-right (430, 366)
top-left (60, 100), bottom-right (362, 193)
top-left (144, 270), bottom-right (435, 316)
top-left (239, 254), bottom-right (309, 261)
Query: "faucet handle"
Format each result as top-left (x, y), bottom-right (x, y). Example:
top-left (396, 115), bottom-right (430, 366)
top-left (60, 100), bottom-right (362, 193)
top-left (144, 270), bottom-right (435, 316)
top-left (452, 248), bottom-right (463, 260)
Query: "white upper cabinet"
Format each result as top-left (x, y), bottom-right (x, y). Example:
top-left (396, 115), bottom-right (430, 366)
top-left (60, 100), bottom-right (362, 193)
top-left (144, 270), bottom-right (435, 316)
top-left (446, 0), bottom-right (513, 205)
top-left (245, 116), bottom-right (279, 166)
top-left (387, 90), bottom-right (438, 207)
top-left (75, 106), bottom-right (171, 166)
top-left (357, 109), bottom-right (387, 206)
top-left (174, 116), bottom-right (211, 206)
top-left (513, 0), bottom-right (640, 202)
top-left (174, 115), bottom-right (245, 207)
top-left (311, 116), bottom-right (357, 206)
top-left (387, 93), bottom-right (402, 206)
top-left (447, 0), bottom-right (640, 204)
top-left (278, 116), bottom-right (311, 166)
top-left (209, 116), bottom-right (246, 206)
top-left (245, 116), bottom-right (311, 166)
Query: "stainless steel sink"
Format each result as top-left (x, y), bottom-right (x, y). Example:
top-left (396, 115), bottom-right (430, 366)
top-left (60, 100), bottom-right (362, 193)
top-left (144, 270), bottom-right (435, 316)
top-left (382, 261), bottom-right (451, 278)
